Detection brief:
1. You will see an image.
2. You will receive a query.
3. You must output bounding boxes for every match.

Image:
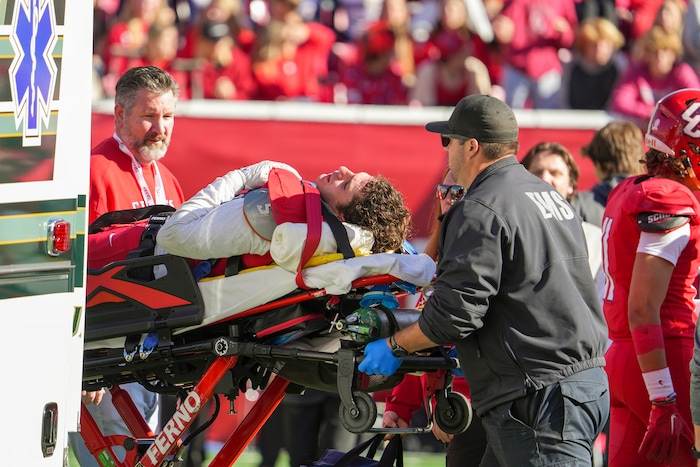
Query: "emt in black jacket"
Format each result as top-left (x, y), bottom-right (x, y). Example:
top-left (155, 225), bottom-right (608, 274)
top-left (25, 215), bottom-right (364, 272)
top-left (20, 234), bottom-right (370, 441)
top-left (359, 95), bottom-right (609, 467)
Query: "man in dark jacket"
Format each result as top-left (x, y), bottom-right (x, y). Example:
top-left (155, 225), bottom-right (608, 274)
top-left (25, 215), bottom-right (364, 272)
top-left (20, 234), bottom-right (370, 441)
top-left (359, 95), bottom-right (610, 466)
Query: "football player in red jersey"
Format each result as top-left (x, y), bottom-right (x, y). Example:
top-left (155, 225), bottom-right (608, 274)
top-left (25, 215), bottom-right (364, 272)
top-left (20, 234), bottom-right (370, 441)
top-left (603, 88), bottom-right (700, 466)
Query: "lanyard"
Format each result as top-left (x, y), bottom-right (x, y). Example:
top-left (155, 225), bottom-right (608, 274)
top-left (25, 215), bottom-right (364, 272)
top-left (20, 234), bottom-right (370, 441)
top-left (114, 134), bottom-right (167, 206)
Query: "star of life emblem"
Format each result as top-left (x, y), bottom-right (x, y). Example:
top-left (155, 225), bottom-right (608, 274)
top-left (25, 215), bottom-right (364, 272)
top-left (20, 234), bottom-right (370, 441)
top-left (9, 0), bottom-right (58, 147)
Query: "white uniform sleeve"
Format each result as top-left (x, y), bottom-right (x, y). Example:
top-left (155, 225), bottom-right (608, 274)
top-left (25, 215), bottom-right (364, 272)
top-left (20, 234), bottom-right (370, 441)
top-left (156, 161), bottom-right (301, 259)
top-left (636, 223), bottom-right (690, 266)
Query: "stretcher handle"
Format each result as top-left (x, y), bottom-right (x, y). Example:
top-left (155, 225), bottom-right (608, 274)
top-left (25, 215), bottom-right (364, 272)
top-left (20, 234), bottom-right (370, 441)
top-left (368, 425), bottom-right (434, 435)
top-left (256, 344), bottom-right (458, 371)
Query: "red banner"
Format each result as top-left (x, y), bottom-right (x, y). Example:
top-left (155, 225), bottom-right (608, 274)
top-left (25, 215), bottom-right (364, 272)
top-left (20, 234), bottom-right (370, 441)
top-left (91, 108), bottom-right (602, 239)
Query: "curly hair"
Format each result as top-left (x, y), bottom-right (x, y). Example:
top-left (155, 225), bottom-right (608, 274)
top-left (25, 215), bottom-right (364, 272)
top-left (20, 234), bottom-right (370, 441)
top-left (337, 176), bottom-right (412, 252)
top-left (642, 148), bottom-right (688, 179)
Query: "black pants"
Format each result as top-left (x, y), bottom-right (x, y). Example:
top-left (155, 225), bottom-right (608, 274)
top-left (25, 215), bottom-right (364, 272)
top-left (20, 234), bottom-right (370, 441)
top-left (445, 411), bottom-right (487, 467)
top-left (257, 389), bottom-right (358, 467)
top-left (283, 391), bottom-right (350, 467)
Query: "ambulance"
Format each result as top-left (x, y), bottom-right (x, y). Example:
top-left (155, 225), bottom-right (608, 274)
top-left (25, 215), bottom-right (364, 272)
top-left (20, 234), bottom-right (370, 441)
top-left (0, 0), bottom-right (93, 464)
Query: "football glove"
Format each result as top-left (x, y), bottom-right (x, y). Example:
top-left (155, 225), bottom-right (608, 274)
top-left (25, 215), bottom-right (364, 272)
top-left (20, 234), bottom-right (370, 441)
top-left (638, 398), bottom-right (693, 464)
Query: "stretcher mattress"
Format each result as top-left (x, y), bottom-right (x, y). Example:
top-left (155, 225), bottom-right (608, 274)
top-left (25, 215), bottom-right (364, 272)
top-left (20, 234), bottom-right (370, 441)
top-left (86, 252), bottom-right (436, 350)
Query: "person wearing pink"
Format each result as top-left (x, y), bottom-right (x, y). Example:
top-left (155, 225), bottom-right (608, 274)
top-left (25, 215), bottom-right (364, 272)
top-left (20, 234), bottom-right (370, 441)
top-left (178, 0), bottom-right (254, 59)
top-left (188, 19), bottom-right (257, 100)
top-left (492, 0), bottom-right (578, 109)
top-left (683, 0), bottom-right (700, 76)
top-left (336, 21), bottom-right (408, 105)
top-left (251, 0), bottom-right (336, 102)
top-left (100, 0), bottom-right (175, 97)
top-left (421, 0), bottom-right (501, 90)
top-left (125, 22), bottom-right (192, 101)
top-left (410, 30), bottom-right (492, 107)
top-left (611, 26), bottom-right (700, 130)
top-left (377, 0), bottom-right (417, 88)
top-left (603, 88), bottom-right (700, 466)
top-left (616, 0), bottom-right (665, 43)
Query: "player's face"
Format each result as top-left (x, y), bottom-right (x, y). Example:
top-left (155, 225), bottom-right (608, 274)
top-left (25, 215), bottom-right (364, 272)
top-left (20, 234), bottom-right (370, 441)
top-left (527, 150), bottom-right (574, 200)
top-left (316, 166), bottom-right (372, 217)
top-left (116, 89), bottom-right (176, 165)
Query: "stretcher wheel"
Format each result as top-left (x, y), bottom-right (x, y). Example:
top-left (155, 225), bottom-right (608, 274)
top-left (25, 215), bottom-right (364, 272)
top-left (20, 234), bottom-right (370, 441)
top-left (434, 391), bottom-right (472, 434)
top-left (339, 391), bottom-right (377, 433)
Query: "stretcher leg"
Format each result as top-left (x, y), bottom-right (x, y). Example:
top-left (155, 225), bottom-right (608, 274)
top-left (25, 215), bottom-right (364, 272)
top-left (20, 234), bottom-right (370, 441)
top-left (80, 356), bottom-right (239, 467)
top-left (135, 355), bottom-right (239, 467)
top-left (78, 384), bottom-right (155, 466)
top-left (80, 400), bottom-right (141, 466)
top-left (208, 375), bottom-right (290, 467)
top-left (110, 384), bottom-right (155, 439)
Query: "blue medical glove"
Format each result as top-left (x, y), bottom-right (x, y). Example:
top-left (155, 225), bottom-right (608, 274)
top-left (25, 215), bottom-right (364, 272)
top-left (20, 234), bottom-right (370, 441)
top-left (358, 339), bottom-right (403, 376)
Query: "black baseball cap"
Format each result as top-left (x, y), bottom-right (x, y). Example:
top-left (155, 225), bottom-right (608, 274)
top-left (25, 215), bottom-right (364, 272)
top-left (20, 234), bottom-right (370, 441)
top-left (425, 94), bottom-right (519, 143)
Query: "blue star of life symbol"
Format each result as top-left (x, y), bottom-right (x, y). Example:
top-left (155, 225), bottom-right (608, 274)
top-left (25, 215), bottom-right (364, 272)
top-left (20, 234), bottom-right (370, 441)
top-left (9, 0), bottom-right (58, 147)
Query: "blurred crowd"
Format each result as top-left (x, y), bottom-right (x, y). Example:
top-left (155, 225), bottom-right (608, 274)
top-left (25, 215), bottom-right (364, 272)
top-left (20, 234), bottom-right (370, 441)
top-left (93, 0), bottom-right (700, 127)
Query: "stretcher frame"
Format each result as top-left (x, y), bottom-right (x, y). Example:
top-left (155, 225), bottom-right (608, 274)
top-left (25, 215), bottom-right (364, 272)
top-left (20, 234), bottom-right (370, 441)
top-left (80, 255), bottom-right (464, 467)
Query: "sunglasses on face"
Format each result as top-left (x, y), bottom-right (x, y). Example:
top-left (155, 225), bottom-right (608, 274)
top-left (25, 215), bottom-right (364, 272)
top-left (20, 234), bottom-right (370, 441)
top-left (441, 134), bottom-right (469, 148)
top-left (436, 184), bottom-right (465, 201)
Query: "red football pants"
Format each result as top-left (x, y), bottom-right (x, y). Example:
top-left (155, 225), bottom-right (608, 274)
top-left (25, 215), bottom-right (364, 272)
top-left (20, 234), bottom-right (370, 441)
top-left (605, 338), bottom-right (694, 467)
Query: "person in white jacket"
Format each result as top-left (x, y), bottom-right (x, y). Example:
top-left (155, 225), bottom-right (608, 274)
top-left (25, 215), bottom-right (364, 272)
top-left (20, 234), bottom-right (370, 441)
top-left (156, 160), bottom-right (412, 271)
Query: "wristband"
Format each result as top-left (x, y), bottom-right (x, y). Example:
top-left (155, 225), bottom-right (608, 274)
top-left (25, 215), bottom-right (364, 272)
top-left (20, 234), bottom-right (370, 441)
top-left (642, 367), bottom-right (675, 401)
top-left (631, 324), bottom-right (665, 355)
top-left (651, 394), bottom-right (677, 405)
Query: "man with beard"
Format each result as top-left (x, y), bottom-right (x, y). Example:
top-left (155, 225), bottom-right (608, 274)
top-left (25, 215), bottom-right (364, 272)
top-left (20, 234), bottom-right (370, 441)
top-left (71, 65), bottom-right (186, 466)
top-left (88, 65), bottom-right (184, 223)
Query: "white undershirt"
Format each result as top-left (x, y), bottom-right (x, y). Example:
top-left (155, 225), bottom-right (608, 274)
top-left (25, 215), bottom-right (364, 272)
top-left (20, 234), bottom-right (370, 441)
top-left (636, 223), bottom-right (690, 266)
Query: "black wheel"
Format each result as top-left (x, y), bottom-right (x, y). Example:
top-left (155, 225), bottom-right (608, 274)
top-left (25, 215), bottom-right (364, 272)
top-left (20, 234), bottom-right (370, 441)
top-left (339, 391), bottom-right (377, 433)
top-left (434, 391), bottom-right (472, 434)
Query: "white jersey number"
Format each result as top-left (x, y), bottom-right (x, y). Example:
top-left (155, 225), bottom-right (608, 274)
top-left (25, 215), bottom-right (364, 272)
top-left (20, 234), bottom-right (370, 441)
top-left (601, 216), bottom-right (614, 302)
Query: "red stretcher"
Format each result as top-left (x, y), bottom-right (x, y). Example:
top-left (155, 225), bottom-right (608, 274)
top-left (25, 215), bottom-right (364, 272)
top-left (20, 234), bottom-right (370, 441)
top-left (80, 253), bottom-right (471, 467)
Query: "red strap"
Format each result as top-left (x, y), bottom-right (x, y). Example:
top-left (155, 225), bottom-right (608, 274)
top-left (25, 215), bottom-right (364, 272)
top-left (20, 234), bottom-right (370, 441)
top-left (296, 181), bottom-right (322, 289)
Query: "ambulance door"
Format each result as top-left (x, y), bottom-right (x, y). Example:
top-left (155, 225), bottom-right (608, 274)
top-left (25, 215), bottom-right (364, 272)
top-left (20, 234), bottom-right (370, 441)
top-left (0, 0), bottom-right (92, 464)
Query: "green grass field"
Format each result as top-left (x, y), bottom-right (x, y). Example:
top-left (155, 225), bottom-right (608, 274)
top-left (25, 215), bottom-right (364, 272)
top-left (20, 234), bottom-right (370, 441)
top-left (68, 443), bottom-right (446, 466)
top-left (68, 400), bottom-right (448, 466)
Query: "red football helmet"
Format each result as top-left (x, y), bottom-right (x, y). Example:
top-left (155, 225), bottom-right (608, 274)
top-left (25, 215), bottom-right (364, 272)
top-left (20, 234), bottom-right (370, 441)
top-left (646, 88), bottom-right (700, 189)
